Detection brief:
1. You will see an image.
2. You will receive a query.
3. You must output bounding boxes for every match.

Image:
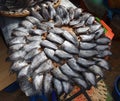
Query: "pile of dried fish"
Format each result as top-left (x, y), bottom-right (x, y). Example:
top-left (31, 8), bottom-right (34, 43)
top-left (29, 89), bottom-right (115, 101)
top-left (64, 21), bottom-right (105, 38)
top-left (8, 3), bottom-right (112, 97)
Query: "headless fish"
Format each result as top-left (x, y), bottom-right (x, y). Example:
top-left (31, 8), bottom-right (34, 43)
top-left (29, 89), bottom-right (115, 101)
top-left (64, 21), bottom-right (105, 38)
top-left (67, 58), bottom-right (86, 72)
top-left (68, 7), bottom-right (74, 20)
top-left (95, 28), bottom-right (104, 39)
top-left (95, 45), bottom-right (109, 51)
top-left (43, 22), bottom-right (54, 28)
top-left (73, 20), bottom-right (85, 28)
top-left (54, 15), bottom-right (63, 27)
top-left (9, 44), bottom-right (24, 51)
top-left (9, 37), bottom-right (26, 45)
top-left (53, 78), bottom-right (63, 95)
top-left (44, 48), bottom-right (60, 63)
top-left (76, 27), bottom-right (89, 34)
top-left (24, 48), bottom-right (40, 60)
top-left (23, 41), bottom-right (40, 52)
top-left (47, 32), bottom-right (64, 44)
top-left (12, 30), bottom-right (29, 37)
top-left (60, 63), bottom-right (79, 77)
top-left (62, 81), bottom-right (73, 94)
top-left (44, 73), bottom-right (53, 95)
top-left (69, 18), bottom-right (80, 26)
top-left (79, 50), bottom-right (98, 58)
top-left (51, 67), bottom-right (69, 81)
top-left (9, 50), bottom-right (26, 61)
top-left (49, 27), bottom-right (64, 34)
top-left (27, 36), bottom-right (42, 42)
top-left (86, 16), bottom-right (95, 25)
top-left (73, 77), bottom-right (87, 88)
top-left (77, 57), bottom-right (95, 67)
top-left (13, 27), bottom-right (28, 34)
top-left (41, 40), bottom-right (58, 50)
top-left (20, 20), bottom-right (34, 29)
top-left (26, 16), bottom-right (40, 25)
top-left (18, 65), bottom-right (30, 79)
top-left (34, 60), bottom-right (53, 74)
top-left (89, 24), bottom-right (101, 33)
top-left (33, 75), bottom-right (43, 92)
top-left (74, 8), bottom-right (82, 19)
top-left (55, 50), bottom-right (73, 59)
top-left (80, 34), bottom-right (95, 41)
top-left (89, 65), bottom-right (103, 77)
top-left (83, 72), bottom-right (96, 86)
top-left (62, 41), bottom-right (79, 54)
top-left (95, 58), bottom-right (110, 70)
top-left (81, 13), bottom-right (91, 21)
top-left (11, 60), bottom-right (28, 72)
top-left (96, 37), bottom-right (111, 45)
top-left (37, 23), bottom-right (50, 31)
top-left (30, 51), bottom-right (47, 70)
top-left (97, 50), bottom-right (112, 58)
top-left (29, 29), bottom-right (46, 36)
top-left (80, 42), bottom-right (96, 50)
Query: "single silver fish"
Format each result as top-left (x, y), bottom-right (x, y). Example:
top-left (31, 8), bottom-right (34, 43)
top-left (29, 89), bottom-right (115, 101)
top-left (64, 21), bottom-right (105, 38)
top-left (89, 65), bottom-right (103, 77)
top-left (47, 32), bottom-right (64, 44)
top-left (77, 57), bottom-right (95, 67)
top-left (26, 16), bottom-right (40, 25)
top-left (81, 13), bottom-right (91, 21)
top-left (89, 24), bottom-right (101, 32)
top-left (96, 37), bottom-right (111, 45)
top-left (27, 36), bottom-right (42, 42)
top-left (9, 44), bottom-right (24, 51)
top-left (40, 40), bottom-right (58, 50)
top-left (20, 20), bottom-right (34, 29)
top-left (54, 15), bottom-right (63, 27)
top-left (73, 20), bottom-right (85, 28)
top-left (30, 51), bottom-right (47, 70)
top-left (68, 7), bottom-right (74, 20)
top-left (13, 27), bottom-right (28, 34)
top-left (86, 16), bottom-right (95, 25)
top-left (95, 45), bottom-right (109, 51)
top-left (74, 8), bottom-right (82, 19)
top-left (34, 60), bottom-right (53, 74)
top-left (79, 50), bottom-right (98, 58)
top-left (29, 29), bottom-right (46, 36)
top-left (80, 34), bottom-right (95, 41)
top-left (53, 78), bottom-right (63, 95)
top-left (95, 28), bottom-right (104, 39)
top-left (76, 27), bottom-right (89, 34)
top-left (67, 58), bottom-right (86, 72)
top-left (49, 27), bottom-right (64, 34)
top-left (69, 18), bottom-right (80, 26)
top-left (60, 63), bottom-right (79, 77)
top-left (79, 42), bottom-right (96, 50)
top-left (97, 50), bottom-right (112, 58)
top-left (61, 41), bottom-right (79, 54)
top-left (51, 67), bottom-right (69, 81)
top-left (12, 30), bottom-right (29, 37)
top-left (55, 50), bottom-right (73, 59)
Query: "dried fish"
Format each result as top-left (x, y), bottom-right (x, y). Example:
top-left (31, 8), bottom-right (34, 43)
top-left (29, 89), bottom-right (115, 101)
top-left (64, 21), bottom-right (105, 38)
top-left (80, 42), bottom-right (96, 50)
top-left (96, 37), bottom-right (111, 45)
top-left (80, 34), bottom-right (95, 41)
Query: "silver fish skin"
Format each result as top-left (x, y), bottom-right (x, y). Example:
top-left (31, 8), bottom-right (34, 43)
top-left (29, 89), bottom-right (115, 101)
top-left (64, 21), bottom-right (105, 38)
top-left (76, 27), bottom-right (89, 34)
top-left (33, 75), bottom-right (43, 92)
top-left (11, 60), bottom-right (28, 72)
top-left (55, 50), bottom-right (73, 59)
top-left (77, 57), bottom-right (95, 67)
top-left (62, 31), bottom-right (78, 46)
top-left (9, 50), bottom-right (26, 61)
top-left (67, 58), bottom-right (86, 72)
top-left (40, 40), bottom-right (58, 50)
top-left (95, 45), bottom-right (109, 51)
top-left (54, 15), bottom-right (63, 27)
top-left (89, 65), bottom-right (104, 77)
top-left (95, 58), bottom-right (110, 70)
top-left (79, 50), bottom-right (98, 58)
top-left (29, 29), bottom-right (46, 36)
top-left (62, 41), bottom-right (79, 54)
top-left (81, 13), bottom-right (91, 21)
top-left (62, 81), bottom-right (73, 94)
top-left (9, 37), bottom-right (26, 45)
top-left (44, 73), bottom-right (53, 95)
top-left (49, 27), bottom-right (64, 34)
top-left (96, 37), bottom-right (111, 45)
top-left (89, 24), bottom-right (101, 32)
top-left (83, 72), bottom-right (96, 86)
top-left (37, 23), bottom-right (50, 31)
top-left (27, 36), bottom-right (42, 42)
top-left (47, 32), bottom-right (64, 44)
top-left (80, 42), bottom-right (96, 50)
top-left (40, 6), bottom-right (50, 21)
top-left (24, 48), bottom-right (40, 60)
top-left (95, 28), bottom-right (104, 39)
top-left (26, 16), bottom-right (40, 25)
top-left (97, 50), bottom-right (112, 58)
top-left (53, 78), bottom-right (63, 95)
top-left (23, 41), bottom-right (40, 52)
top-left (20, 20), bottom-right (34, 29)
top-left (18, 65), bottom-right (30, 79)
top-left (80, 34), bottom-right (95, 41)
top-left (73, 77), bottom-right (87, 88)
top-left (73, 20), bottom-right (85, 28)
top-left (44, 48), bottom-right (60, 63)
top-left (74, 8), bottom-right (82, 19)
top-left (9, 44), bottom-right (24, 51)
top-left (68, 7), bottom-right (74, 20)
top-left (51, 67), bottom-right (69, 81)
top-left (43, 22), bottom-right (54, 28)
top-left (30, 51), bottom-right (47, 70)
top-left (86, 16), bottom-right (95, 25)
top-left (48, 2), bottom-right (56, 19)
top-left (60, 63), bottom-right (79, 77)
top-left (34, 60), bottom-right (53, 74)
top-left (13, 27), bottom-right (28, 34)
top-left (69, 18), bottom-right (80, 26)
top-left (12, 30), bottom-right (29, 37)
top-left (31, 8), bottom-right (44, 21)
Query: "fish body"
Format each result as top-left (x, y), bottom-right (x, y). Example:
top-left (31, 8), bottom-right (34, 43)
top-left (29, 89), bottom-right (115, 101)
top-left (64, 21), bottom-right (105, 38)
top-left (80, 42), bottom-right (96, 50)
